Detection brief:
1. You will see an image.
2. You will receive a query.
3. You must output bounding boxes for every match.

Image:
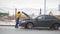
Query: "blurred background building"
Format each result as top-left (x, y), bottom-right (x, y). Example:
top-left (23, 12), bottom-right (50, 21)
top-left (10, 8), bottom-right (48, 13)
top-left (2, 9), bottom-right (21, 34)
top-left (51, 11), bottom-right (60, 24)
top-left (0, 12), bottom-right (8, 21)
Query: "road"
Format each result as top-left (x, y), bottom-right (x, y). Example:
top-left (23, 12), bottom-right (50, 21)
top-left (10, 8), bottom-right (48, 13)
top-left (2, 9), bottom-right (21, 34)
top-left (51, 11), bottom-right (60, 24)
top-left (0, 26), bottom-right (60, 34)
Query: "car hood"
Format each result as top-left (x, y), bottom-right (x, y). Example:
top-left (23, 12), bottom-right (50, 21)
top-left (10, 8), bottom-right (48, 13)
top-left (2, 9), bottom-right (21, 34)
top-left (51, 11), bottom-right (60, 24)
top-left (22, 11), bottom-right (32, 19)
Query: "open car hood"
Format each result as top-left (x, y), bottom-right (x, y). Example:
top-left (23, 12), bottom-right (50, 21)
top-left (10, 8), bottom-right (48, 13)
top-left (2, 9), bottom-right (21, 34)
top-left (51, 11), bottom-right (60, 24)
top-left (22, 11), bottom-right (32, 19)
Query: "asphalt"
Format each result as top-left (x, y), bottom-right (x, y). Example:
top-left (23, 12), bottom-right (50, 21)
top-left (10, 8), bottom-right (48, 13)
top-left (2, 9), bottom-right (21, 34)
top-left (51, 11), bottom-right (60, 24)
top-left (0, 26), bottom-right (60, 34)
top-left (0, 21), bottom-right (60, 34)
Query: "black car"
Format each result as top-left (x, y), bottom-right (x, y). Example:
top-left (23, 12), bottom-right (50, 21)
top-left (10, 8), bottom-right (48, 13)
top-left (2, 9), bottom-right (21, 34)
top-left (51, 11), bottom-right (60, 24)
top-left (20, 12), bottom-right (60, 30)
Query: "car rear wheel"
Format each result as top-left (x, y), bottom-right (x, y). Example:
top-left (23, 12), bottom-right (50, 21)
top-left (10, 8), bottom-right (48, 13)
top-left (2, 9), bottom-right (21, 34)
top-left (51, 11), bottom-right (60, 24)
top-left (53, 24), bottom-right (59, 30)
top-left (26, 23), bottom-right (33, 29)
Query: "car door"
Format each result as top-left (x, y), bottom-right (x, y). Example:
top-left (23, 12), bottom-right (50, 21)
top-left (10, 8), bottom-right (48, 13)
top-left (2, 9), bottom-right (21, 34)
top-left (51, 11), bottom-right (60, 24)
top-left (36, 16), bottom-right (45, 27)
top-left (44, 16), bottom-right (55, 27)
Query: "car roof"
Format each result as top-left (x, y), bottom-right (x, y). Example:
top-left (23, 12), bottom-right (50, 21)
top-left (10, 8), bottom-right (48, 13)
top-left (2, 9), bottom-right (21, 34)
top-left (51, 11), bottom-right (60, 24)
top-left (39, 15), bottom-right (54, 16)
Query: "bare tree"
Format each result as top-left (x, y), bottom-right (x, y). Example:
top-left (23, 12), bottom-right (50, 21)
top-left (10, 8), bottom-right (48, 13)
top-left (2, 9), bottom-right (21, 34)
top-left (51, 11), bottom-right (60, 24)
top-left (40, 8), bottom-right (41, 15)
top-left (49, 10), bottom-right (53, 15)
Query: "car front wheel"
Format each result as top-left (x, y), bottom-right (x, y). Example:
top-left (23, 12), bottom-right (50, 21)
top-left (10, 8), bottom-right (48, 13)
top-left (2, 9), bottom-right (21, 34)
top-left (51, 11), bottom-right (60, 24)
top-left (26, 23), bottom-right (33, 29)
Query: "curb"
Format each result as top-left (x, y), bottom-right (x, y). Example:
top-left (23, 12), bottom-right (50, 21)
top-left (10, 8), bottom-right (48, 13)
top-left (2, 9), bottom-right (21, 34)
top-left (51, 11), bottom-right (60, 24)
top-left (0, 25), bottom-right (15, 26)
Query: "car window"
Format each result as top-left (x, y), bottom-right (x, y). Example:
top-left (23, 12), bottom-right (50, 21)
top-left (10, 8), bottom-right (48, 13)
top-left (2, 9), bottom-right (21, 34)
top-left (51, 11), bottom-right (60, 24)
top-left (45, 16), bottom-right (56, 20)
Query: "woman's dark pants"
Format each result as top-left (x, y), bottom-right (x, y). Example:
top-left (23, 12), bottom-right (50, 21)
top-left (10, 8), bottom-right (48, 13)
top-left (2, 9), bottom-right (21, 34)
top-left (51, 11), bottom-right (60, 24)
top-left (15, 18), bottom-right (19, 28)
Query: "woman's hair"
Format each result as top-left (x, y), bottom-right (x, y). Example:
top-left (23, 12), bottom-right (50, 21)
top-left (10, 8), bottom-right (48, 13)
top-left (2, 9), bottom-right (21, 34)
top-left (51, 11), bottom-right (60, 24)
top-left (18, 11), bottom-right (20, 14)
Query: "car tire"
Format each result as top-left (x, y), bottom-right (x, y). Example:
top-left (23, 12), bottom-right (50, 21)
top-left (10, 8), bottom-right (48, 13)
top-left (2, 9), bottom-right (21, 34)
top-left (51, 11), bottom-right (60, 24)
top-left (26, 23), bottom-right (33, 29)
top-left (53, 24), bottom-right (59, 30)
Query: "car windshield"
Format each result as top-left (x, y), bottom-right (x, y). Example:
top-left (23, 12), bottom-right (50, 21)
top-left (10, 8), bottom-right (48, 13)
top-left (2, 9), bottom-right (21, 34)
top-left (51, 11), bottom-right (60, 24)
top-left (37, 16), bottom-right (43, 19)
top-left (35, 15), bottom-right (45, 20)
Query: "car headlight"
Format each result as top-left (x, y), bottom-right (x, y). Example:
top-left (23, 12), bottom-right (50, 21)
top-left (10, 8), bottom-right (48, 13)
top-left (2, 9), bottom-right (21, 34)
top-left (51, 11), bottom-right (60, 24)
top-left (21, 21), bottom-right (26, 23)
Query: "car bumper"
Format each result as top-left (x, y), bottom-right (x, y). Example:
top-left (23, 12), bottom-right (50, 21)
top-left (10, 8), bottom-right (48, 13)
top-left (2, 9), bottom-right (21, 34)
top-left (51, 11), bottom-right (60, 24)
top-left (19, 22), bottom-right (27, 27)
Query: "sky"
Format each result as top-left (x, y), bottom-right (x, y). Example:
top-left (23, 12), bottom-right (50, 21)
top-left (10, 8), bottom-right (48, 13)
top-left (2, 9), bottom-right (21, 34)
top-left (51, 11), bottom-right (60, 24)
top-left (0, 0), bottom-right (60, 9)
top-left (0, 0), bottom-right (60, 16)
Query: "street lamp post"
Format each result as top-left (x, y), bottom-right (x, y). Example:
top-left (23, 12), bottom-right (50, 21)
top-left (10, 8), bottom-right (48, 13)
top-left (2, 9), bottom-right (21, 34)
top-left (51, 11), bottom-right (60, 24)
top-left (15, 8), bottom-right (17, 19)
top-left (44, 0), bottom-right (46, 15)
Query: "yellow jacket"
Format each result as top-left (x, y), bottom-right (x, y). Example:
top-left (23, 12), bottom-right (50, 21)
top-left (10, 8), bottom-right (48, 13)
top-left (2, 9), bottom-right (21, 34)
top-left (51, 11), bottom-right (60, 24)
top-left (16, 13), bottom-right (22, 18)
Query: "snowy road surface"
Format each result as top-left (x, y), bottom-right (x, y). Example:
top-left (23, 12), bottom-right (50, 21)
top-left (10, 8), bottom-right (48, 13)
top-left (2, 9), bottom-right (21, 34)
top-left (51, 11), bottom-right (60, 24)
top-left (0, 26), bottom-right (60, 34)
